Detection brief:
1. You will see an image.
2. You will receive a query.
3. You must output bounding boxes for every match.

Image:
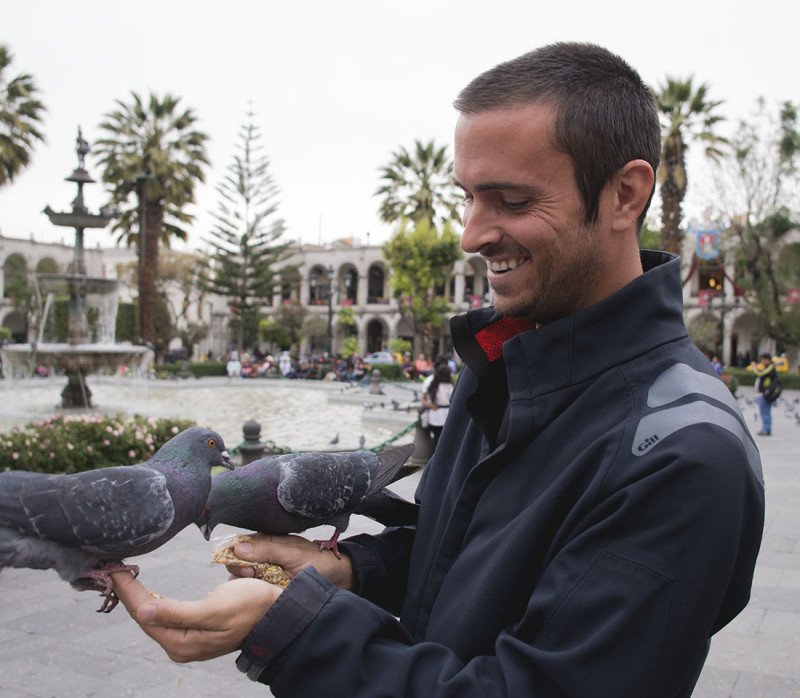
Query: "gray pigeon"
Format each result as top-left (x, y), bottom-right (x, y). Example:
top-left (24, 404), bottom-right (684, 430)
top-left (0, 426), bottom-right (234, 612)
top-left (197, 443), bottom-right (415, 557)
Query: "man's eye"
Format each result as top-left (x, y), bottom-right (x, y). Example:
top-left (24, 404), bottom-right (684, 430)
top-left (503, 199), bottom-right (528, 211)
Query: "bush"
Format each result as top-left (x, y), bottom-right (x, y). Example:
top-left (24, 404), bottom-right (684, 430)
top-left (190, 361), bottom-right (226, 377)
top-left (0, 413), bottom-right (196, 474)
top-left (724, 368), bottom-right (800, 390)
top-left (153, 361), bottom-right (227, 378)
top-left (369, 363), bottom-right (404, 381)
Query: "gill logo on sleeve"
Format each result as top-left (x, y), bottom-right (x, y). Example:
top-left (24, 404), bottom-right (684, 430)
top-left (632, 364), bottom-right (760, 467)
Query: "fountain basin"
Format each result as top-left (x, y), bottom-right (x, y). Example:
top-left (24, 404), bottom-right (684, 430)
top-left (36, 274), bottom-right (120, 296)
top-left (2, 344), bottom-right (153, 408)
top-left (2, 343), bottom-right (152, 374)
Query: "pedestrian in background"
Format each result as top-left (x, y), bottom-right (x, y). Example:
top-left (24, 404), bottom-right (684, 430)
top-left (754, 352), bottom-right (780, 435)
top-left (421, 364), bottom-right (454, 448)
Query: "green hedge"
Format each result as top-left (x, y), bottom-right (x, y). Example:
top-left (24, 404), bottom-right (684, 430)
top-left (723, 368), bottom-right (800, 390)
top-left (366, 363), bottom-right (404, 381)
top-left (154, 361), bottom-right (227, 377)
top-left (0, 414), bottom-right (196, 474)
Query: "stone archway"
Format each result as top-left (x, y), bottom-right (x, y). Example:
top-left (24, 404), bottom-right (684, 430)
top-left (366, 318), bottom-right (387, 353)
top-left (367, 265), bottom-right (386, 304)
top-left (3, 253), bottom-right (27, 299)
top-left (2, 309), bottom-right (28, 344)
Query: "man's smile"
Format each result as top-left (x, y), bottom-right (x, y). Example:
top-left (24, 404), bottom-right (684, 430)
top-left (487, 256), bottom-right (528, 273)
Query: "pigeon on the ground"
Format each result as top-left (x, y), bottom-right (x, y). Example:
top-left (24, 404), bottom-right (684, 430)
top-left (197, 443), bottom-right (415, 557)
top-left (329, 433), bottom-right (340, 445)
top-left (0, 426), bottom-right (234, 612)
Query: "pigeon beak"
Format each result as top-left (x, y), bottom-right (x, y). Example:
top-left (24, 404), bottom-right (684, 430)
top-left (197, 522), bottom-right (211, 541)
top-left (221, 450), bottom-right (235, 470)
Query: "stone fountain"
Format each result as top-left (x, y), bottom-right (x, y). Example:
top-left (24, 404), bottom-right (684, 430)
top-left (1, 128), bottom-right (151, 408)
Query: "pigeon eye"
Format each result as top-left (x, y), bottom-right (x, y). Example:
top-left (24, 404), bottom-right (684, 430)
top-left (207, 438), bottom-right (216, 448)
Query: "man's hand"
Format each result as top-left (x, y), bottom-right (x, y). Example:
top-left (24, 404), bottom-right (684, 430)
top-left (112, 570), bottom-right (280, 663)
top-left (228, 533), bottom-right (356, 591)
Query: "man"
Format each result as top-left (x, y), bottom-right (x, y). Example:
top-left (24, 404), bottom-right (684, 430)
top-left (114, 43), bottom-right (764, 697)
top-left (753, 352), bottom-right (779, 435)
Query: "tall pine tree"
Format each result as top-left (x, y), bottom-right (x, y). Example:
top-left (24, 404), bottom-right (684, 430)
top-left (199, 109), bottom-right (293, 351)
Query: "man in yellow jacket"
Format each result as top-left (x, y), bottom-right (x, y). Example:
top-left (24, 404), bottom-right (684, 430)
top-left (753, 353), bottom-right (780, 435)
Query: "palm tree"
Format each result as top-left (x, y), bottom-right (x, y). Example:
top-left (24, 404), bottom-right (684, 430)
top-left (0, 44), bottom-right (46, 188)
top-left (376, 139), bottom-right (461, 228)
top-left (653, 77), bottom-right (727, 255)
top-left (95, 92), bottom-right (209, 348)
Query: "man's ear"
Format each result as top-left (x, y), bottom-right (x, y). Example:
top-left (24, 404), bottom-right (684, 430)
top-left (608, 160), bottom-right (655, 233)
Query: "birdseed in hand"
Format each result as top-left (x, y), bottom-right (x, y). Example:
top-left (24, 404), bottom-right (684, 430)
top-left (210, 534), bottom-right (292, 587)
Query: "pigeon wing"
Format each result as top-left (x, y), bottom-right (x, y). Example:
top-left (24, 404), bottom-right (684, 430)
top-left (8, 466), bottom-right (174, 556)
top-left (276, 452), bottom-right (373, 521)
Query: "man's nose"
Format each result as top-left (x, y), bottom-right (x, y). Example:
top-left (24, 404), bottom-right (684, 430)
top-left (460, 200), bottom-right (501, 253)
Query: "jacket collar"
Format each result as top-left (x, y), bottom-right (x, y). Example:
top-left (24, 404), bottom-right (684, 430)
top-left (452, 251), bottom-right (685, 396)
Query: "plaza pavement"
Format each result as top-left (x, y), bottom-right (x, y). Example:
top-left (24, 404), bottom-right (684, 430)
top-left (0, 384), bottom-right (797, 697)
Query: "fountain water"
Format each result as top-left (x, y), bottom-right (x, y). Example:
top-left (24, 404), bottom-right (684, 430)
top-left (1, 128), bottom-right (151, 407)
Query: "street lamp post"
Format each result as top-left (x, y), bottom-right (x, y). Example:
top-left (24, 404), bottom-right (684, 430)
top-left (327, 264), bottom-right (334, 358)
top-left (135, 171), bottom-right (155, 346)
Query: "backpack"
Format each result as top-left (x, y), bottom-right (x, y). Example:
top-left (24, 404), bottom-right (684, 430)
top-left (763, 372), bottom-right (783, 403)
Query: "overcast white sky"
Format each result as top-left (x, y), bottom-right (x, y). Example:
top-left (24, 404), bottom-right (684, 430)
top-left (0, 0), bottom-right (797, 253)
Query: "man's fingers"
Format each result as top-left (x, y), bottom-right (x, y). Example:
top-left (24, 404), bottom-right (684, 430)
top-left (112, 571), bottom-right (213, 629)
top-left (233, 533), bottom-right (282, 560)
top-left (111, 570), bottom-right (154, 617)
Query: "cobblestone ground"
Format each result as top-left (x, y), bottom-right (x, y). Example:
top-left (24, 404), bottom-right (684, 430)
top-left (0, 384), bottom-right (797, 696)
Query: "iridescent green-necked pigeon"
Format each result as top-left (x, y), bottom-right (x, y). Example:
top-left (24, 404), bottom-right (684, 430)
top-left (0, 426), bottom-right (234, 611)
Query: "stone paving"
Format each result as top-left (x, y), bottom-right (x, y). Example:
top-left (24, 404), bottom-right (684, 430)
top-left (0, 384), bottom-right (797, 696)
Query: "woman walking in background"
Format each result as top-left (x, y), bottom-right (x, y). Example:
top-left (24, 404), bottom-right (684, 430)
top-left (421, 364), bottom-right (454, 449)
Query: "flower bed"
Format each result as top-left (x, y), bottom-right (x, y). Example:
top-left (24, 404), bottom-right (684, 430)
top-left (0, 413), bottom-right (196, 474)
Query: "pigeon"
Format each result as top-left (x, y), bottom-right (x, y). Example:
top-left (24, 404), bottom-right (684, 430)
top-left (355, 488), bottom-right (420, 528)
top-left (359, 434), bottom-right (366, 449)
top-left (329, 433), bottom-right (340, 445)
top-left (197, 443), bottom-right (415, 557)
top-left (0, 426), bottom-right (234, 612)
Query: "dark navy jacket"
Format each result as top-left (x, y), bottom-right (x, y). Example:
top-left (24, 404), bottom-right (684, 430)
top-left (237, 251), bottom-right (765, 697)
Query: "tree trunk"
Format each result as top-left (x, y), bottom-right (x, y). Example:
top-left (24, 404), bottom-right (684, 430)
top-left (141, 200), bottom-right (163, 346)
top-left (659, 136), bottom-right (687, 256)
top-left (659, 180), bottom-right (683, 255)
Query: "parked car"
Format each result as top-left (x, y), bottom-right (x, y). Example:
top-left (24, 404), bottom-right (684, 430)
top-left (163, 347), bottom-right (188, 363)
top-left (364, 351), bottom-right (396, 365)
top-left (747, 356), bottom-right (789, 372)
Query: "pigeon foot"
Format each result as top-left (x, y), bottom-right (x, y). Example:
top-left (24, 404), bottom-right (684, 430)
top-left (314, 531), bottom-right (342, 559)
top-left (82, 562), bottom-right (140, 613)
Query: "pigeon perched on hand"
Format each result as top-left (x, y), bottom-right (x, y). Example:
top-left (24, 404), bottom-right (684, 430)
top-left (0, 426), bottom-right (234, 612)
top-left (197, 443), bottom-right (415, 557)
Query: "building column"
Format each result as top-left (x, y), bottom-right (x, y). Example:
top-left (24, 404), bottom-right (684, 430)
top-left (357, 269), bottom-right (368, 306)
top-left (453, 259), bottom-right (466, 307)
top-left (299, 271), bottom-right (311, 306)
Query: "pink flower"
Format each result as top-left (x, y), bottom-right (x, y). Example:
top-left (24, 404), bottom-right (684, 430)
top-left (86, 446), bottom-right (92, 452)
top-left (104, 440), bottom-right (110, 446)
top-left (128, 450), bottom-right (136, 458)
top-left (49, 452), bottom-right (55, 458)
top-left (12, 452), bottom-right (18, 460)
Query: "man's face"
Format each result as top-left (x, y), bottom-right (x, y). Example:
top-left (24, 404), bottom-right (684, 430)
top-left (454, 103), bottom-right (613, 325)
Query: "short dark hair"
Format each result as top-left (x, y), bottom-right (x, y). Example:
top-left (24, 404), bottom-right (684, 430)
top-left (454, 42), bottom-right (660, 230)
